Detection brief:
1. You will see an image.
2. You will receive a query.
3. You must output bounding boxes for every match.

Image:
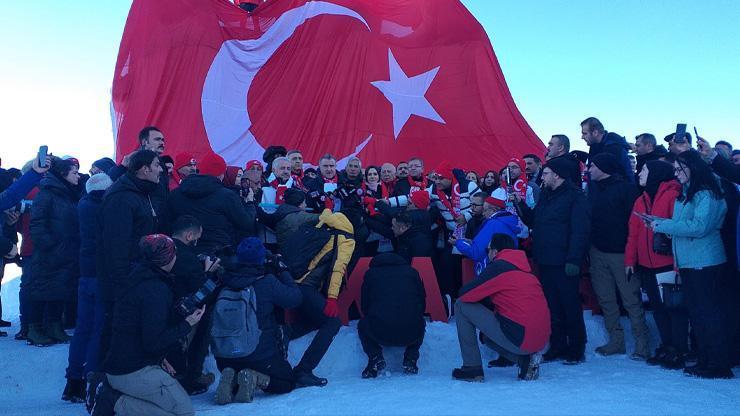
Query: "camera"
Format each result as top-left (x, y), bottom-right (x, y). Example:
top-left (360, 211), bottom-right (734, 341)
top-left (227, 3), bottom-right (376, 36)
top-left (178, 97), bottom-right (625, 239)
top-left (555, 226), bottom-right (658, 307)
top-left (175, 276), bottom-right (219, 317)
top-left (264, 252), bottom-right (289, 274)
top-left (197, 253), bottom-right (218, 264)
top-left (15, 200), bottom-right (33, 214)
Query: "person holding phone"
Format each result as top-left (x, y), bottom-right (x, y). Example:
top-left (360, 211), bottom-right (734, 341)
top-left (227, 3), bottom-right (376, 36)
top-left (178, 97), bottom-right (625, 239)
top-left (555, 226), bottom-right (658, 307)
top-left (648, 150), bottom-right (732, 379)
top-left (0, 152), bottom-right (51, 211)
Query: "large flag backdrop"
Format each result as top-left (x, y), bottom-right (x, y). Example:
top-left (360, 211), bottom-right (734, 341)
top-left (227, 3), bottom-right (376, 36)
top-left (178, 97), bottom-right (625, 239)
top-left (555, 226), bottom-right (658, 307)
top-left (112, 0), bottom-right (544, 172)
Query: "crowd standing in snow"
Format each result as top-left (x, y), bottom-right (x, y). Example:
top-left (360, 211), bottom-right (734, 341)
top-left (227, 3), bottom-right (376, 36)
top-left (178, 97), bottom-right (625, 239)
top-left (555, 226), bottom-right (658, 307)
top-left (1, 116), bottom-right (739, 415)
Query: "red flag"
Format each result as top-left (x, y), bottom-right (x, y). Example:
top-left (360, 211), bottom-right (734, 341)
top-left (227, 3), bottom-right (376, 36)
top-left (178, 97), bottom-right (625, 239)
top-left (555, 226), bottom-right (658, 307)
top-left (112, 0), bottom-right (544, 173)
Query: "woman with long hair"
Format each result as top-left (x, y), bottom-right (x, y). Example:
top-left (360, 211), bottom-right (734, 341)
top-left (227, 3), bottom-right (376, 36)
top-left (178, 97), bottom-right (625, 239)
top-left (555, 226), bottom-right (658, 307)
top-left (650, 150), bottom-right (731, 378)
top-left (480, 170), bottom-right (499, 194)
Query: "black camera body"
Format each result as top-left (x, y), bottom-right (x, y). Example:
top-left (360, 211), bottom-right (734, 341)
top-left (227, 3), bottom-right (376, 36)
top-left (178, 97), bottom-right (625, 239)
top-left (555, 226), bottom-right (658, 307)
top-left (174, 277), bottom-right (218, 317)
top-left (264, 252), bottom-right (289, 274)
top-left (15, 199), bottom-right (33, 214)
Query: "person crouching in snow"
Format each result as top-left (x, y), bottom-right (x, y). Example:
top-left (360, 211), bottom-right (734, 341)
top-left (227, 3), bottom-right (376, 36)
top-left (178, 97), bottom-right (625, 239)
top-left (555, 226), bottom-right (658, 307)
top-left (452, 234), bottom-right (550, 381)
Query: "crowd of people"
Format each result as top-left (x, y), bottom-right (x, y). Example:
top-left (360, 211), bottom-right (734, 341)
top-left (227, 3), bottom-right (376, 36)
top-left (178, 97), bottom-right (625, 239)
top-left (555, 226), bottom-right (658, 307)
top-left (1, 116), bottom-right (738, 415)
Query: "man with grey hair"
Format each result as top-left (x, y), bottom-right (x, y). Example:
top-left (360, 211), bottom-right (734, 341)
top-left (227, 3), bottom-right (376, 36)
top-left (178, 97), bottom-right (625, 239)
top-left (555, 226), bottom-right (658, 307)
top-left (262, 157), bottom-right (299, 205)
top-left (380, 163), bottom-right (397, 195)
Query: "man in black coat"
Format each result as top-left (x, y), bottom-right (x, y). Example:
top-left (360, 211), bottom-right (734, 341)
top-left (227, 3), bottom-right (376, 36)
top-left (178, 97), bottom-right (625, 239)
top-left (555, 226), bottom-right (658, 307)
top-left (96, 234), bottom-right (204, 416)
top-left (517, 157), bottom-right (591, 365)
top-left (168, 152), bottom-right (256, 255)
top-left (303, 154), bottom-right (340, 212)
top-left (634, 133), bottom-right (668, 183)
top-left (372, 191), bottom-right (434, 262)
top-left (581, 117), bottom-right (634, 183)
top-left (358, 253), bottom-right (426, 378)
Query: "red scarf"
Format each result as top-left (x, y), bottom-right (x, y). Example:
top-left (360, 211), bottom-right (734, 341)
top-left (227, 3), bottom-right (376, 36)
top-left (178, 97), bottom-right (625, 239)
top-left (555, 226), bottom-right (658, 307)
top-left (501, 159), bottom-right (528, 199)
top-left (268, 177), bottom-right (290, 205)
top-left (435, 179), bottom-right (462, 219)
top-left (407, 175), bottom-right (427, 193)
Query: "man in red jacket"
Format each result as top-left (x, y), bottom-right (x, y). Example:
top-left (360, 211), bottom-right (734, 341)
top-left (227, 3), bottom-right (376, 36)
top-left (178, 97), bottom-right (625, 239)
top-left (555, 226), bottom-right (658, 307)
top-left (452, 234), bottom-right (551, 382)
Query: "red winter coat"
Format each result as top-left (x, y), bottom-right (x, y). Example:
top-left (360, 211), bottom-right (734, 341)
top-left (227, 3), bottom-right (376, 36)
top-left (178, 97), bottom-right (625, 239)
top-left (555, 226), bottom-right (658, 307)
top-left (625, 180), bottom-right (681, 269)
top-left (458, 249), bottom-right (551, 353)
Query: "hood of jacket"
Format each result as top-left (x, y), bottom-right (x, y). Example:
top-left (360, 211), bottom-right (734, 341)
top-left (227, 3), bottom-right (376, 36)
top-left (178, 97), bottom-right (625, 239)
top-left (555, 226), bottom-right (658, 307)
top-left (602, 131), bottom-right (630, 151)
top-left (494, 249), bottom-right (531, 273)
top-left (369, 252), bottom-right (409, 268)
top-left (316, 209), bottom-right (354, 234)
top-left (488, 210), bottom-right (520, 236)
top-left (221, 260), bottom-right (265, 289)
top-left (178, 174), bottom-right (224, 199)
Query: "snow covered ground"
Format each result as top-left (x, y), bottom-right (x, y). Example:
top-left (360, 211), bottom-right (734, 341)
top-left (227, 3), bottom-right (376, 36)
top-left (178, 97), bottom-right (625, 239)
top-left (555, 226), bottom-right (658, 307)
top-left (2, 269), bottom-right (740, 416)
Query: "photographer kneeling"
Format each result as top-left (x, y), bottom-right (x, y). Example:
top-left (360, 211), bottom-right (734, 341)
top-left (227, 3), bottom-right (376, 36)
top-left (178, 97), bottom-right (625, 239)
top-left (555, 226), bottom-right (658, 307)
top-left (94, 234), bottom-right (204, 416)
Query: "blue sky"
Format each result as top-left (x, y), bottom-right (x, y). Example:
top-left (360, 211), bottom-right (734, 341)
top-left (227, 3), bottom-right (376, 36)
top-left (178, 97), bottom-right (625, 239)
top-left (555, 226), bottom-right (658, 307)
top-left (1, 0), bottom-right (738, 169)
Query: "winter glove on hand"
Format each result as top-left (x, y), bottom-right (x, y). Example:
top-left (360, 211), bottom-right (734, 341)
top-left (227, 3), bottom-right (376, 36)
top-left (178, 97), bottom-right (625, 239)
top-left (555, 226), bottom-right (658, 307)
top-left (564, 263), bottom-right (580, 277)
top-left (323, 298), bottom-right (338, 318)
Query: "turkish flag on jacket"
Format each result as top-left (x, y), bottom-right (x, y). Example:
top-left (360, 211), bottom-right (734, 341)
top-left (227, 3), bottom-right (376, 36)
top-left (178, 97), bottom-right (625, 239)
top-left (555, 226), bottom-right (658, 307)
top-left (112, 0), bottom-right (544, 173)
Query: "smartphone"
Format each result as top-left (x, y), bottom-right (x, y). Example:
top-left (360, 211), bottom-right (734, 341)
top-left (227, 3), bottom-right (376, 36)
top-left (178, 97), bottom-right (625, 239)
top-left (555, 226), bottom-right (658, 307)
top-left (37, 145), bottom-right (49, 168)
top-left (693, 126), bottom-right (699, 139)
top-left (673, 123), bottom-right (687, 144)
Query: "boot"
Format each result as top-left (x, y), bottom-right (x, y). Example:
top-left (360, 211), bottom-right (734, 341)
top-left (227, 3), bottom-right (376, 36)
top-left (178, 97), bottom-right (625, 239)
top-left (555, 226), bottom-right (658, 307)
top-left (62, 378), bottom-right (86, 403)
top-left (234, 369), bottom-right (269, 403)
top-left (361, 355), bottom-right (387, 379)
top-left (86, 372), bottom-right (105, 413)
top-left (294, 370), bottom-right (328, 387)
top-left (686, 366), bottom-right (734, 379)
top-left (402, 357), bottom-right (419, 375)
top-left (183, 372), bottom-right (216, 396)
top-left (542, 346), bottom-right (567, 363)
top-left (660, 347), bottom-right (686, 370)
top-left (647, 345), bottom-right (668, 366)
top-left (595, 341), bottom-right (625, 356)
top-left (46, 321), bottom-right (71, 344)
top-left (27, 323), bottom-right (54, 347)
top-left (488, 356), bottom-right (516, 368)
top-left (215, 368), bottom-right (236, 405)
top-left (91, 379), bottom-right (121, 416)
top-left (451, 366), bottom-right (484, 382)
top-left (518, 353), bottom-right (542, 381)
top-left (14, 323), bottom-right (28, 341)
top-left (0, 319), bottom-right (10, 327)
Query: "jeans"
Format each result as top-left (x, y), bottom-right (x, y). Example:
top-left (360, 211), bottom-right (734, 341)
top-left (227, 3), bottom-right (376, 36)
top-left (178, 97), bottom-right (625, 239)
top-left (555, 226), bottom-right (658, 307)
top-left (66, 278), bottom-right (105, 379)
top-left (454, 301), bottom-right (528, 367)
top-left (288, 284), bottom-right (341, 372)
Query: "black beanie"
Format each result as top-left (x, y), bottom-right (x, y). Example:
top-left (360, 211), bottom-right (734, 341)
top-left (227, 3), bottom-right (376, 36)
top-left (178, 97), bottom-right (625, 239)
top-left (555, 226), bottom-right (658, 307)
top-left (284, 188), bottom-right (306, 207)
top-left (263, 146), bottom-right (287, 164)
top-left (591, 153), bottom-right (620, 176)
top-left (644, 160), bottom-right (675, 199)
top-left (545, 157), bottom-right (573, 180)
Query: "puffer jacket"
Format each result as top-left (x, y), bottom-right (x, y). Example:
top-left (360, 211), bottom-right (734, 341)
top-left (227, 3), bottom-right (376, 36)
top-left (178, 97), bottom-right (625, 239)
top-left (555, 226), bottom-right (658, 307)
top-left (297, 210), bottom-right (355, 299)
top-left (625, 180), bottom-right (681, 269)
top-left (456, 211), bottom-right (520, 271)
top-left (261, 204), bottom-right (320, 248)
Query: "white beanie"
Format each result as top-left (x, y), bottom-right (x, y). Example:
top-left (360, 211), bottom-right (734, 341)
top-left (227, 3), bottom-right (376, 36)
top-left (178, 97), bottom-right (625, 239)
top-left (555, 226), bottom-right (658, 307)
top-left (86, 173), bottom-right (113, 193)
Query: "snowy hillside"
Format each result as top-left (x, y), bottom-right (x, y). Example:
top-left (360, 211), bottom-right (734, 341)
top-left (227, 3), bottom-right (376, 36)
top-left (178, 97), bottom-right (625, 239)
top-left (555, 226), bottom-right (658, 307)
top-left (1, 271), bottom-right (739, 416)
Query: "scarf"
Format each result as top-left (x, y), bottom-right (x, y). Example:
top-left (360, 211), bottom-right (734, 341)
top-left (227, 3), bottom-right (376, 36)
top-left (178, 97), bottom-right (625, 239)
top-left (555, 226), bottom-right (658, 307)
top-left (266, 173), bottom-right (296, 205)
top-left (435, 178), bottom-right (462, 219)
top-left (407, 175), bottom-right (427, 193)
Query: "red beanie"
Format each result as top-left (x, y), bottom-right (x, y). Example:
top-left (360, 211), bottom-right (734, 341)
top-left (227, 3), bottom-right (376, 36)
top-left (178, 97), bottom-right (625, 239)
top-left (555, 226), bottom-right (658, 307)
top-left (139, 234), bottom-right (176, 267)
top-left (174, 152), bottom-right (196, 170)
top-left (435, 161), bottom-right (454, 179)
top-left (245, 160), bottom-right (263, 171)
top-left (199, 152), bottom-right (227, 177)
top-left (508, 158), bottom-right (525, 171)
top-left (410, 190), bottom-right (430, 210)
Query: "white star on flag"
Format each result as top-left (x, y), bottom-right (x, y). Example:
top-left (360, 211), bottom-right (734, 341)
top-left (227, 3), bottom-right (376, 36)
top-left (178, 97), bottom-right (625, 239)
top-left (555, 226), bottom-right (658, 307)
top-left (371, 49), bottom-right (445, 140)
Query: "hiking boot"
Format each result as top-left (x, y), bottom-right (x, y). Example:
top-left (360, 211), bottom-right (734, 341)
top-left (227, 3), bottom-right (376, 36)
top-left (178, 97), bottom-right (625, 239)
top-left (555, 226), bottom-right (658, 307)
top-left (183, 372), bottom-right (216, 396)
top-left (91, 379), bottom-right (121, 416)
top-left (86, 372), bottom-right (105, 413)
top-left (542, 347), bottom-right (567, 363)
top-left (488, 356), bottom-right (516, 368)
top-left (46, 321), bottom-right (71, 344)
top-left (215, 368), bottom-right (236, 405)
top-left (362, 355), bottom-right (386, 379)
top-left (234, 369), bottom-right (269, 403)
top-left (595, 342), bottom-right (625, 356)
top-left (27, 323), bottom-right (54, 347)
top-left (685, 366), bottom-right (734, 380)
top-left (518, 353), bottom-right (542, 381)
top-left (452, 366), bottom-right (484, 382)
top-left (402, 357), bottom-right (419, 375)
top-left (14, 324), bottom-right (28, 341)
top-left (62, 378), bottom-right (86, 403)
top-left (294, 370), bottom-right (328, 387)
top-left (660, 348), bottom-right (685, 370)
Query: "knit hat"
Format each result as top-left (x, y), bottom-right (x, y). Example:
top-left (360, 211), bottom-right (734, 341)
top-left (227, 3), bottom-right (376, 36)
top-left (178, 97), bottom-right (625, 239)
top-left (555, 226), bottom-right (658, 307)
top-left (92, 157), bottom-right (116, 174)
top-left (85, 173), bottom-right (113, 193)
top-left (262, 146), bottom-right (287, 164)
top-left (245, 160), bottom-right (263, 172)
top-left (409, 190), bottom-right (430, 210)
top-left (591, 153), bottom-right (620, 176)
top-left (139, 234), bottom-right (176, 267)
top-left (304, 167), bottom-right (318, 177)
top-left (237, 237), bottom-right (266, 265)
top-left (174, 152), bottom-right (196, 170)
top-left (284, 188), bottom-right (306, 207)
top-left (545, 157), bottom-right (573, 179)
top-left (199, 152), bottom-right (227, 177)
top-left (485, 187), bottom-right (507, 209)
top-left (434, 161), bottom-right (454, 179)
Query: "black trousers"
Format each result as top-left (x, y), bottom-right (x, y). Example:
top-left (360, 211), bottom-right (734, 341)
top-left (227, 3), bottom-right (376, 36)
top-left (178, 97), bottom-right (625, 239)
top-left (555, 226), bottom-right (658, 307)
top-left (287, 284), bottom-right (341, 372)
top-left (638, 266), bottom-right (689, 353)
top-left (357, 319), bottom-right (424, 361)
top-left (98, 300), bottom-right (116, 367)
top-left (29, 300), bottom-right (64, 324)
top-left (432, 244), bottom-right (462, 298)
top-left (216, 354), bottom-right (295, 395)
top-left (681, 265), bottom-right (730, 369)
top-left (539, 264), bottom-right (586, 354)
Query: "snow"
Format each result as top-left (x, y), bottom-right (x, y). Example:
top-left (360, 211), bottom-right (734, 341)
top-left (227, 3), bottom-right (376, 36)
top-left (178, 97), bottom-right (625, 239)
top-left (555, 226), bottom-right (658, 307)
top-left (2, 270), bottom-right (740, 416)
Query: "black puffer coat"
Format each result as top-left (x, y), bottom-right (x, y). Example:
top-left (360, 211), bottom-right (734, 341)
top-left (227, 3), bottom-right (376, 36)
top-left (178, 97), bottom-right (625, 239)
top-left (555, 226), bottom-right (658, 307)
top-left (28, 173), bottom-right (80, 301)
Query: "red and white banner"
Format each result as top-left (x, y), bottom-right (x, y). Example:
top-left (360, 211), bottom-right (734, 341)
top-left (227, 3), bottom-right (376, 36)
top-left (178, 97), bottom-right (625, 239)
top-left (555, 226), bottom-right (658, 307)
top-left (112, 0), bottom-right (544, 172)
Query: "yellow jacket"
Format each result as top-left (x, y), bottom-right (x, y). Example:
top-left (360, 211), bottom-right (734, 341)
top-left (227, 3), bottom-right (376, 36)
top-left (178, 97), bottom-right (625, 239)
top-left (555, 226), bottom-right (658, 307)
top-left (296, 209), bottom-right (355, 299)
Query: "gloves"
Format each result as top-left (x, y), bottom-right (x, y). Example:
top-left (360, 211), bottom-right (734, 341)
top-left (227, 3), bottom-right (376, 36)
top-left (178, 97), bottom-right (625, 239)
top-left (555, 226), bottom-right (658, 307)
top-left (564, 263), bottom-right (580, 277)
top-left (363, 196), bottom-right (378, 216)
top-left (323, 298), bottom-right (338, 318)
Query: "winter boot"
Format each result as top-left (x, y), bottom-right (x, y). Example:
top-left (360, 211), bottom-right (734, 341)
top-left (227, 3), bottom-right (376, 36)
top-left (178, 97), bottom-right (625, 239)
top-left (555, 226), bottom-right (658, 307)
top-left (660, 347), bottom-right (686, 370)
top-left (46, 321), bottom-right (71, 344)
top-left (452, 366), bottom-right (484, 382)
top-left (234, 369), bottom-right (270, 403)
top-left (27, 323), bottom-right (54, 347)
top-left (402, 357), bottom-right (419, 375)
top-left (294, 370), bottom-right (328, 387)
top-left (215, 368), bottom-right (236, 405)
top-left (91, 379), bottom-right (121, 416)
top-left (542, 347), bottom-right (567, 363)
top-left (62, 378), bottom-right (86, 403)
top-left (647, 345), bottom-right (668, 366)
top-left (563, 349), bottom-right (585, 366)
top-left (362, 355), bottom-right (387, 379)
top-left (518, 353), bottom-right (542, 381)
top-left (488, 356), bottom-right (516, 368)
top-left (14, 323), bottom-right (28, 341)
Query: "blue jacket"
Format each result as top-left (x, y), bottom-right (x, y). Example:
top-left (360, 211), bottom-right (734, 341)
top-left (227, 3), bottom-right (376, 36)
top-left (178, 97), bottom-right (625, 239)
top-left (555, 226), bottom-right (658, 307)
top-left (654, 189), bottom-right (727, 269)
top-left (0, 170), bottom-right (42, 211)
top-left (456, 211), bottom-right (520, 273)
top-left (588, 132), bottom-right (634, 183)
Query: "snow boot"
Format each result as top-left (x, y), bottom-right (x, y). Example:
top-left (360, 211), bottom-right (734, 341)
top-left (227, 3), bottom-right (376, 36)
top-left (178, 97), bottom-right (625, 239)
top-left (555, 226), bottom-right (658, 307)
top-left (294, 370), bottom-right (328, 387)
top-left (27, 323), bottom-right (54, 347)
top-left (62, 378), bottom-right (86, 403)
top-left (488, 356), bottom-right (516, 368)
top-left (46, 321), bottom-right (71, 344)
top-left (234, 369), bottom-right (269, 403)
top-left (362, 355), bottom-right (387, 379)
top-left (563, 350), bottom-right (585, 366)
top-left (660, 347), bottom-right (686, 370)
top-left (402, 357), bottom-right (419, 375)
top-left (215, 368), bottom-right (236, 405)
top-left (452, 366), bottom-right (484, 382)
top-left (518, 353), bottom-right (542, 381)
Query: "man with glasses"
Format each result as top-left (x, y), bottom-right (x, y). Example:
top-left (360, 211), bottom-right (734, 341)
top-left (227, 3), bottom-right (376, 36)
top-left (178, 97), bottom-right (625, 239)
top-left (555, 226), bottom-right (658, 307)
top-left (463, 192), bottom-right (487, 240)
top-left (394, 157), bottom-right (428, 196)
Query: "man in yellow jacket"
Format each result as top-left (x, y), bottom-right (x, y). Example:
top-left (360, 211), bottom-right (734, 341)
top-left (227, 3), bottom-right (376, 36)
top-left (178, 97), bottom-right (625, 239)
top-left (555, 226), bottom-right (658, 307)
top-left (288, 209), bottom-right (355, 387)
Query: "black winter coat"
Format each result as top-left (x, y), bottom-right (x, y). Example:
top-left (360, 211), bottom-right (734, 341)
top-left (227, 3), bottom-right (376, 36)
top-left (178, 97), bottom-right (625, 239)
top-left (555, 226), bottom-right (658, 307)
top-left (97, 173), bottom-right (157, 302)
top-left (78, 190), bottom-right (104, 278)
top-left (371, 203), bottom-right (435, 262)
top-left (168, 175), bottom-right (256, 255)
top-left (587, 131), bottom-right (634, 183)
top-left (361, 253), bottom-right (426, 345)
top-left (518, 182), bottom-right (591, 266)
top-left (588, 176), bottom-right (639, 253)
top-left (28, 174), bottom-right (80, 301)
top-left (171, 239), bottom-right (206, 299)
top-left (260, 204), bottom-right (320, 248)
top-left (109, 162), bottom-right (170, 230)
top-left (104, 261), bottom-right (191, 376)
top-left (220, 262), bottom-right (302, 361)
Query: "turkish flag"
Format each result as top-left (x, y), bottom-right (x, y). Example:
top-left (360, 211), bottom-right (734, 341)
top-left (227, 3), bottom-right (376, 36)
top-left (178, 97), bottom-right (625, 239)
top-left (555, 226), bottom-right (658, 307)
top-left (112, 0), bottom-right (544, 173)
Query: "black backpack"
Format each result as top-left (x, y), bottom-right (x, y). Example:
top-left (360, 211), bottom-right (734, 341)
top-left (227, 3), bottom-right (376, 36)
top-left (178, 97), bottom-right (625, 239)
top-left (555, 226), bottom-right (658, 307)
top-left (279, 222), bottom-right (352, 280)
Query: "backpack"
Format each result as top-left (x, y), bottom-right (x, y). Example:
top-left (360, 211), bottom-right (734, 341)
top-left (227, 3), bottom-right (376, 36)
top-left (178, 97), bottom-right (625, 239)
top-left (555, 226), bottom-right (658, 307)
top-left (279, 222), bottom-right (352, 280)
top-left (210, 285), bottom-right (261, 359)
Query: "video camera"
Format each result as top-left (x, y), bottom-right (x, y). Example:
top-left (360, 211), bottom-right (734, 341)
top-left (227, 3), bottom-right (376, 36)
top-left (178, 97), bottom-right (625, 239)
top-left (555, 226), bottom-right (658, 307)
top-left (174, 275), bottom-right (219, 317)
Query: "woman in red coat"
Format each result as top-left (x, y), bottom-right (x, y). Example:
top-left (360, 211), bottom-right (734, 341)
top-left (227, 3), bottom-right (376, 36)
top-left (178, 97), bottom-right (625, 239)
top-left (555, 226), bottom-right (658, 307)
top-left (625, 160), bottom-right (687, 369)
